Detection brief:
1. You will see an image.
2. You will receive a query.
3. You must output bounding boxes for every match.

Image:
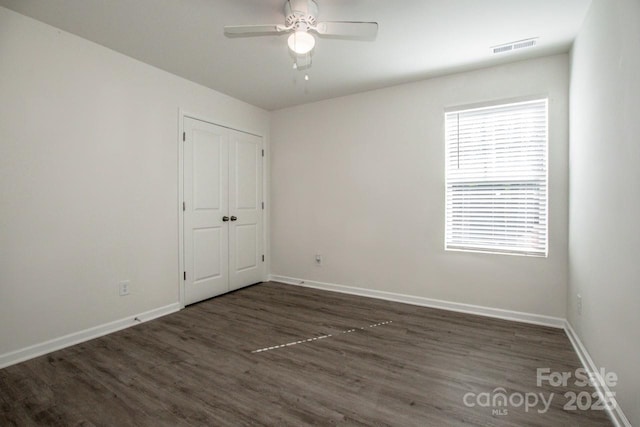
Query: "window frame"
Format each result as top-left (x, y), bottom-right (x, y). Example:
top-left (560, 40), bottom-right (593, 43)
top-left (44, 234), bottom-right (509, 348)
top-left (443, 97), bottom-right (549, 257)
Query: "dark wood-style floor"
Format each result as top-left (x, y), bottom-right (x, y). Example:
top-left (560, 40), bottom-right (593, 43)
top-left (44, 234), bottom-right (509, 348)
top-left (1, 282), bottom-right (612, 426)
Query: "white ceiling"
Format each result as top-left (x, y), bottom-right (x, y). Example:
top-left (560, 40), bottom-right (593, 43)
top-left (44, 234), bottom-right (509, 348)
top-left (0, 0), bottom-right (592, 110)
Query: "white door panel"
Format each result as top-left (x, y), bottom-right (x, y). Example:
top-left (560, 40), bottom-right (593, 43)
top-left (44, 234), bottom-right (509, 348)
top-left (235, 139), bottom-right (258, 209)
top-left (229, 130), bottom-right (263, 291)
top-left (184, 118), bottom-right (229, 305)
top-left (193, 228), bottom-right (221, 280)
top-left (234, 224), bottom-right (258, 271)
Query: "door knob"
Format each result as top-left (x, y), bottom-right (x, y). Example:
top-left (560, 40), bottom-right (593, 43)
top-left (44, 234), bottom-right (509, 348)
top-left (222, 216), bottom-right (230, 222)
top-left (230, 216), bottom-right (238, 221)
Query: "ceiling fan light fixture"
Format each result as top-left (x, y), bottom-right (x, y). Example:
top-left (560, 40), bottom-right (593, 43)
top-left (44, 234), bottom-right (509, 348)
top-left (287, 31), bottom-right (315, 54)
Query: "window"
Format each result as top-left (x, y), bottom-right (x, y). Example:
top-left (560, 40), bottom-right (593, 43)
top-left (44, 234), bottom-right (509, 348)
top-left (445, 99), bottom-right (548, 256)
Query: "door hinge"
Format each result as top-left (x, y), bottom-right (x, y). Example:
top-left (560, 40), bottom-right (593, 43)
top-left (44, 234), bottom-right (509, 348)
top-left (262, 149), bottom-right (264, 157)
top-left (183, 271), bottom-right (186, 280)
top-left (262, 255), bottom-right (265, 262)
top-left (183, 201), bottom-right (186, 211)
top-left (261, 201), bottom-right (264, 210)
top-left (183, 132), bottom-right (185, 142)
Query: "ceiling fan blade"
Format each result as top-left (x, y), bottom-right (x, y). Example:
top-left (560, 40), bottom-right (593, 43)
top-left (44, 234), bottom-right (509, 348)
top-left (313, 21), bottom-right (378, 39)
top-left (224, 24), bottom-right (288, 36)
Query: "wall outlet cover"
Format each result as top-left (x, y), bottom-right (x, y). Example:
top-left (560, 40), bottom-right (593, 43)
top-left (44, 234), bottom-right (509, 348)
top-left (119, 280), bottom-right (131, 296)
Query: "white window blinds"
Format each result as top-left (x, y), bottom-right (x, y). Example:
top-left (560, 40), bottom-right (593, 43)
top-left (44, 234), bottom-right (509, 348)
top-left (445, 99), bottom-right (548, 256)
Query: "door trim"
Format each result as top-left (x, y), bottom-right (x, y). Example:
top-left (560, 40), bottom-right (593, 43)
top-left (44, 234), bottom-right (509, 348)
top-left (178, 109), bottom-right (268, 308)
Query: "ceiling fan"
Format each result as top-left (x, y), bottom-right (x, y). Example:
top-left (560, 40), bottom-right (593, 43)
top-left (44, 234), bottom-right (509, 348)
top-left (224, 0), bottom-right (378, 72)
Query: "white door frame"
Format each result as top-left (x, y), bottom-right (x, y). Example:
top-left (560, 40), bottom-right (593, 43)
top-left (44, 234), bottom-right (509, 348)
top-left (178, 109), bottom-right (268, 308)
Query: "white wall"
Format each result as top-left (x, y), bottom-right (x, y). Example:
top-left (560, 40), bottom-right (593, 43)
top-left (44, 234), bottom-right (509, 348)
top-left (0, 7), bottom-right (269, 357)
top-left (568, 0), bottom-right (640, 424)
top-left (271, 55), bottom-right (570, 318)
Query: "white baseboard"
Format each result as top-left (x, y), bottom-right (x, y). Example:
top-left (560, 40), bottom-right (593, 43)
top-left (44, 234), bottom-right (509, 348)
top-left (564, 321), bottom-right (631, 427)
top-left (269, 275), bottom-right (565, 328)
top-left (0, 303), bottom-right (181, 369)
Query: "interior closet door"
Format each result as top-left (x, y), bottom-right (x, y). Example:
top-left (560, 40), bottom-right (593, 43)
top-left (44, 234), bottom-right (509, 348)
top-left (183, 118), bottom-right (229, 305)
top-left (229, 129), bottom-right (263, 291)
top-left (183, 117), bottom-right (264, 305)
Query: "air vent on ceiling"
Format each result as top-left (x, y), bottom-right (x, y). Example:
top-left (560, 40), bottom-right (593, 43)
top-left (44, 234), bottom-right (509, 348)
top-left (492, 38), bottom-right (537, 54)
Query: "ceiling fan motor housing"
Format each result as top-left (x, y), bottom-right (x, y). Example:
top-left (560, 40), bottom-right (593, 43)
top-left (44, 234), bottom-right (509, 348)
top-left (285, 0), bottom-right (318, 30)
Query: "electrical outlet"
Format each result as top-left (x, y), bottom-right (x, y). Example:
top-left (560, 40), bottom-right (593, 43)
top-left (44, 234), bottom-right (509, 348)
top-left (119, 280), bottom-right (130, 296)
top-left (315, 254), bottom-right (323, 265)
top-left (577, 294), bottom-right (582, 315)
